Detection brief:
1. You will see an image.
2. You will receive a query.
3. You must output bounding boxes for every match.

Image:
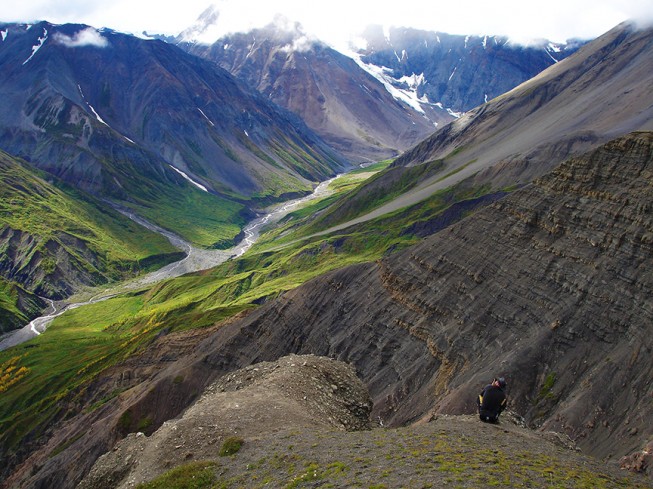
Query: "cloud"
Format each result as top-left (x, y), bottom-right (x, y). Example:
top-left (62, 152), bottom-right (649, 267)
top-left (2, 0), bottom-right (648, 47)
top-left (54, 27), bottom-right (109, 47)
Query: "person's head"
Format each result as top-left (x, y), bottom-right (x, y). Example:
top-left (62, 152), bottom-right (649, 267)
top-left (493, 377), bottom-right (507, 389)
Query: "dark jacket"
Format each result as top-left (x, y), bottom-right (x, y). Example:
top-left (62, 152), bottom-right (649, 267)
top-left (478, 384), bottom-right (507, 421)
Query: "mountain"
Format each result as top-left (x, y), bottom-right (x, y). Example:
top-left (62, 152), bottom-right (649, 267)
top-left (0, 149), bottom-right (182, 328)
top-left (4, 131), bottom-right (652, 488)
top-left (179, 19), bottom-right (453, 163)
top-left (312, 22), bottom-right (653, 233)
top-left (356, 25), bottom-right (584, 113)
top-left (2, 17), bottom-right (653, 489)
top-left (0, 22), bottom-right (348, 246)
top-left (176, 9), bottom-right (583, 164)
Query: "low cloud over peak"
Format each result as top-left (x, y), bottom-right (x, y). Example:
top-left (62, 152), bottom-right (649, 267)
top-left (54, 27), bottom-right (108, 48)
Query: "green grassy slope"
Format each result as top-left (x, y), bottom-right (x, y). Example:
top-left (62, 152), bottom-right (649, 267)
top-left (124, 185), bottom-right (249, 249)
top-left (0, 150), bottom-right (183, 305)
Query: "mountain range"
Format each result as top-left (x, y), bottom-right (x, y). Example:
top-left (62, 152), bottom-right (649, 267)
top-left (0, 10), bottom-right (652, 489)
top-left (357, 25), bottom-right (584, 112)
top-left (305, 21), bottom-right (653, 235)
top-left (178, 10), bottom-right (581, 162)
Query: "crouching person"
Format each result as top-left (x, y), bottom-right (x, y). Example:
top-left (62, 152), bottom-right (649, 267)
top-left (477, 377), bottom-right (507, 423)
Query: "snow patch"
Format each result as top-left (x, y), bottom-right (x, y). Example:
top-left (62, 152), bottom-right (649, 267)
top-left (244, 130), bottom-right (249, 137)
top-left (397, 72), bottom-right (425, 90)
top-left (1, 30), bottom-right (7, 42)
top-left (245, 41), bottom-right (257, 59)
top-left (483, 36), bottom-right (487, 49)
top-left (448, 67), bottom-right (457, 82)
top-left (484, 94), bottom-right (488, 103)
top-left (22, 28), bottom-right (47, 65)
top-left (383, 25), bottom-right (391, 44)
top-left (464, 35), bottom-right (470, 49)
top-left (548, 42), bottom-right (562, 53)
top-left (545, 49), bottom-right (559, 63)
top-left (346, 51), bottom-right (425, 114)
top-left (54, 27), bottom-right (108, 48)
top-left (88, 104), bottom-right (108, 125)
top-left (169, 165), bottom-right (208, 192)
top-left (197, 108), bottom-right (215, 126)
top-left (78, 85), bottom-right (108, 126)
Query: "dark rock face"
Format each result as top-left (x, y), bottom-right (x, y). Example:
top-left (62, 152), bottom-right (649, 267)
top-left (183, 23), bottom-right (453, 162)
top-left (0, 226), bottom-right (104, 299)
top-left (357, 25), bottom-right (583, 113)
top-left (8, 132), bottom-right (652, 489)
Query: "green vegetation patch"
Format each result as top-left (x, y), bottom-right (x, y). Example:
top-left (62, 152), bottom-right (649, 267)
top-left (0, 279), bottom-right (32, 333)
top-left (536, 371), bottom-right (557, 402)
top-left (298, 158), bottom-right (445, 233)
top-left (219, 436), bottom-right (245, 456)
top-left (124, 185), bottom-right (246, 249)
top-left (135, 461), bottom-right (217, 489)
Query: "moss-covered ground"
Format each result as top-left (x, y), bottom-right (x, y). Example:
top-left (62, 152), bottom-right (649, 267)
top-left (135, 417), bottom-right (651, 489)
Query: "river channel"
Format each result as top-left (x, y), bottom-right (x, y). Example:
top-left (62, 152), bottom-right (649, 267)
top-left (0, 177), bottom-right (338, 351)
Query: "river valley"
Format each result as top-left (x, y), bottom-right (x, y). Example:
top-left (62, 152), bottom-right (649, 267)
top-left (0, 177), bottom-right (338, 351)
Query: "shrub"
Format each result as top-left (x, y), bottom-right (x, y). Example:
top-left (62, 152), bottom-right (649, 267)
top-left (219, 436), bottom-right (244, 456)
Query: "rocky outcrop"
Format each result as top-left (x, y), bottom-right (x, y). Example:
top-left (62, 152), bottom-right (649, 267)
top-left (78, 354), bottom-right (371, 488)
top-left (0, 226), bottom-right (105, 299)
top-left (621, 441), bottom-right (653, 476)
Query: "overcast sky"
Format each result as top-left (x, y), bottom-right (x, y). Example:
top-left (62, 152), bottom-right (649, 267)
top-left (1, 0), bottom-right (652, 47)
